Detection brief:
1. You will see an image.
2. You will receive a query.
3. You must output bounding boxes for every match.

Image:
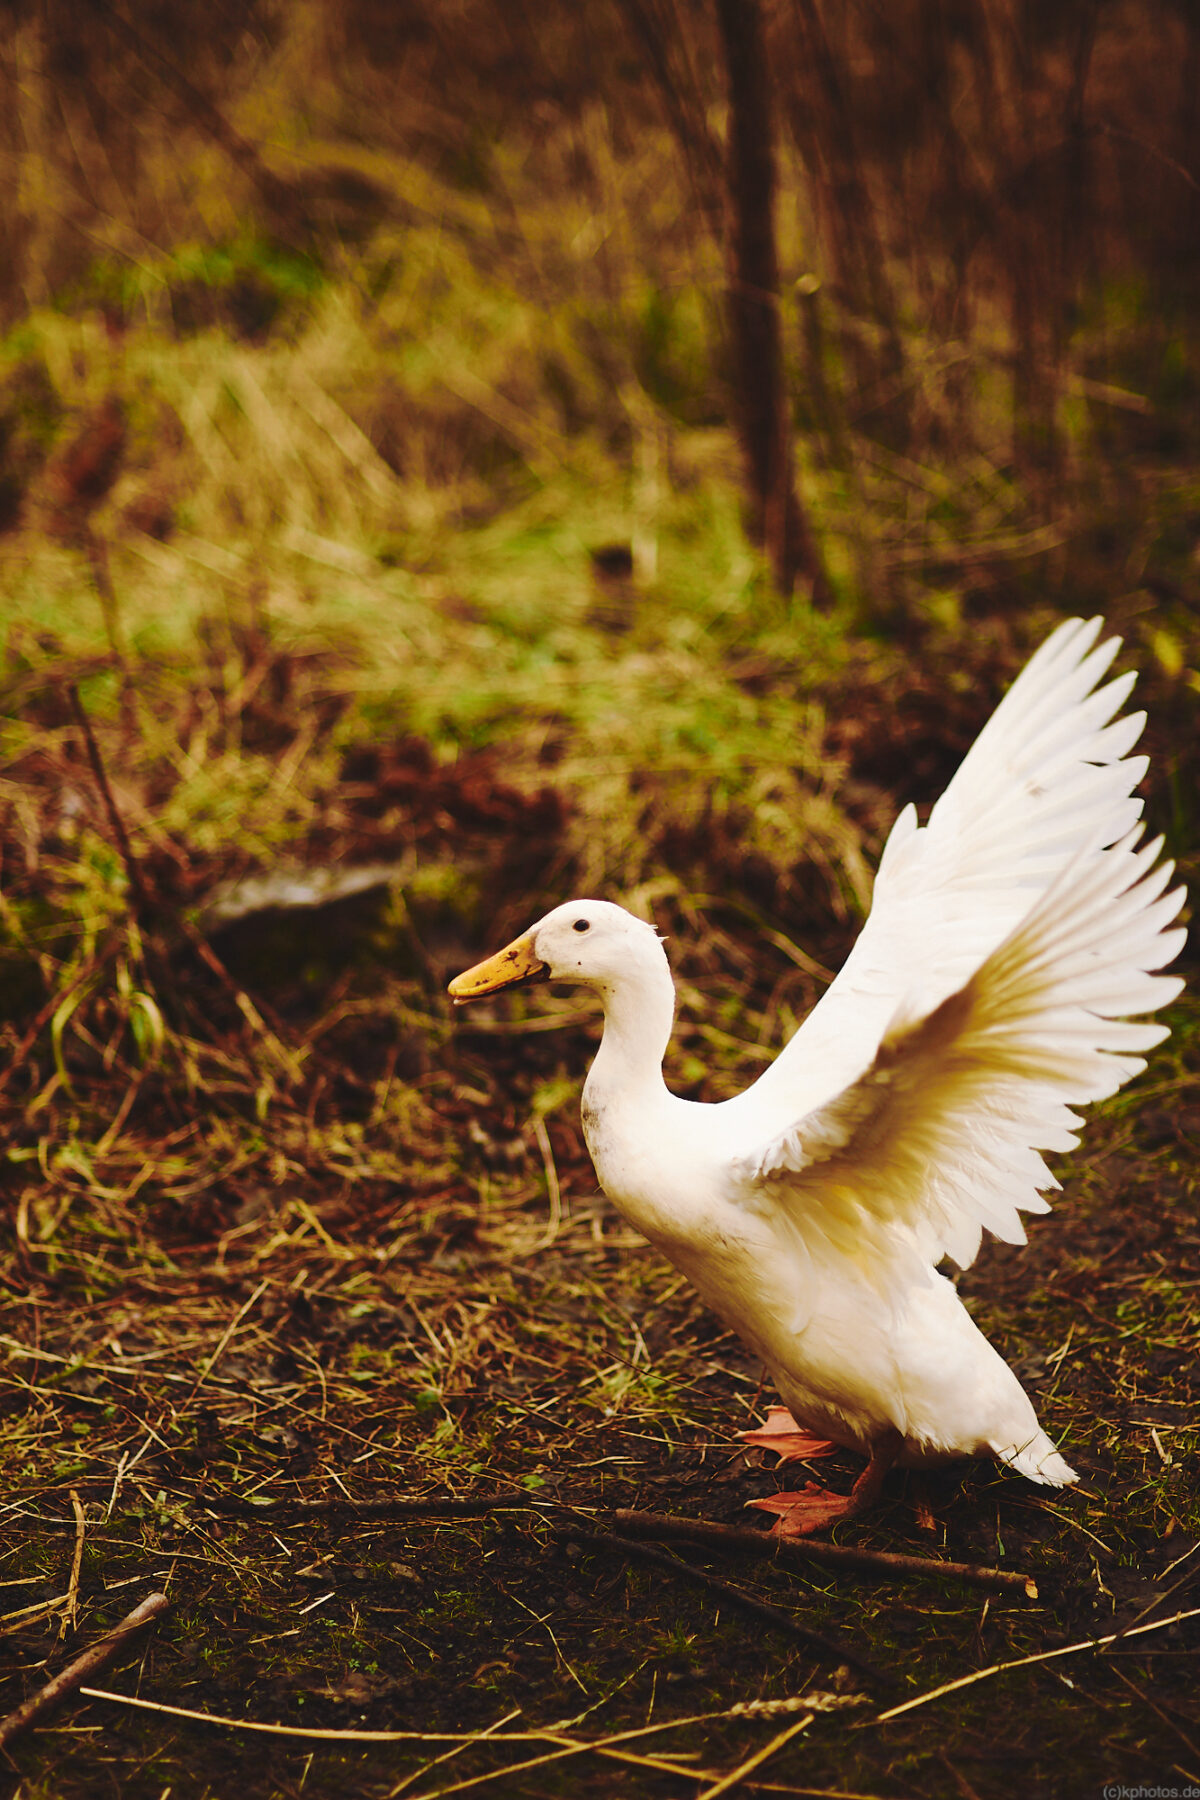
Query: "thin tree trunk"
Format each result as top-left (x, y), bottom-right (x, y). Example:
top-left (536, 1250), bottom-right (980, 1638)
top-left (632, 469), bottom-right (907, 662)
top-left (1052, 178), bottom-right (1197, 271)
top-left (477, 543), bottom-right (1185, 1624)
top-left (11, 5), bottom-right (56, 311)
top-left (788, 0), bottom-right (906, 418)
top-left (715, 0), bottom-right (829, 605)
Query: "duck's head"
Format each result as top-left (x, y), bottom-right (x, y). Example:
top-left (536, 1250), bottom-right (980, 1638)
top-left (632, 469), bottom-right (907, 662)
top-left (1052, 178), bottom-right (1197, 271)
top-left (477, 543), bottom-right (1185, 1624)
top-left (448, 900), bottom-right (665, 1004)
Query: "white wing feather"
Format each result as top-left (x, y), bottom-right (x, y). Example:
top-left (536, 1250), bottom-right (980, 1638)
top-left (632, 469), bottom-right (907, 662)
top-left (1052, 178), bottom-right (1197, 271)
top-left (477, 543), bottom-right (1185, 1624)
top-left (728, 617), bottom-right (1157, 1144)
top-left (735, 825), bottom-right (1185, 1271)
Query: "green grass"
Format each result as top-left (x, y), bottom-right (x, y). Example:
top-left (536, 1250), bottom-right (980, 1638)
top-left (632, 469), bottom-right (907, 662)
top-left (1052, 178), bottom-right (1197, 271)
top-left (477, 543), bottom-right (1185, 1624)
top-left (1, 209), bottom-right (1199, 1800)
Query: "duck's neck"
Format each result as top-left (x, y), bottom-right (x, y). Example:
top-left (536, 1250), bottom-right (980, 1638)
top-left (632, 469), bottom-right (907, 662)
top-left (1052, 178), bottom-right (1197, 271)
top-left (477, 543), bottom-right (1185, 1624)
top-left (587, 956), bottom-right (677, 1105)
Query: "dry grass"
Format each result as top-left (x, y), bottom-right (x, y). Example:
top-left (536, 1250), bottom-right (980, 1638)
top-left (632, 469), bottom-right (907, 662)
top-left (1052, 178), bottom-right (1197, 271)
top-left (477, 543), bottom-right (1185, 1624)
top-left (1, 572), bottom-right (1198, 1795)
top-left (2, 990), bottom-right (1199, 1796)
top-left (2, 7), bottom-right (1200, 1787)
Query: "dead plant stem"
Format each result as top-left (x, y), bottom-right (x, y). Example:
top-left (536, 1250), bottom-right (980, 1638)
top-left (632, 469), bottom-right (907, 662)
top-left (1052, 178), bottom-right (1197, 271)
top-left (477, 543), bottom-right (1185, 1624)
top-left (61, 1490), bottom-right (86, 1636)
top-left (66, 685), bottom-right (153, 918)
top-left (874, 1604), bottom-right (1200, 1723)
top-left (695, 1713), bottom-right (814, 1798)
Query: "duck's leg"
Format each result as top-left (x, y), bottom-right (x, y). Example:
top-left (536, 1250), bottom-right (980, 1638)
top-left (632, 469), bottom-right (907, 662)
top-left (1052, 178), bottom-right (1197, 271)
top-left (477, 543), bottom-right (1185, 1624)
top-left (746, 1431), bottom-right (901, 1537)
top-left (738, 1405), bottom-right (835, 1462)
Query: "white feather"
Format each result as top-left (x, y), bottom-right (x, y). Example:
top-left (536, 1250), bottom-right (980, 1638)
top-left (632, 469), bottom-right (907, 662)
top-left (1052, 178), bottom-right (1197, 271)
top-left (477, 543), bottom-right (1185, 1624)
top-left (454, 619), bottom-right (1186, 1492)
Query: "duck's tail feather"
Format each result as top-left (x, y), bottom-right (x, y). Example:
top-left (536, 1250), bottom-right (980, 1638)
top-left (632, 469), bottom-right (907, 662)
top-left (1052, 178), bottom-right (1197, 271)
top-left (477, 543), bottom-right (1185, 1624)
top-left (995, 1431), bottom-right (1077, 1486)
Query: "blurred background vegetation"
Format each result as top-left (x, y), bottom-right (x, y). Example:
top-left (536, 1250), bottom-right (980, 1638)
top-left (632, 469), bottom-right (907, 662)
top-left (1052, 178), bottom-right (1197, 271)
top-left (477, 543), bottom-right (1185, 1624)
top-left (1, 0), bottom-right (1197, 1137)
top-left (3, 20), bottom-right (1199, 1792)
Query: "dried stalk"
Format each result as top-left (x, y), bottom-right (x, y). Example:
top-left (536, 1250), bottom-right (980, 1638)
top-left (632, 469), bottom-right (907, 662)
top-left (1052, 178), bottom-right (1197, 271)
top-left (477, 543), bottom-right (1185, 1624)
top-left (876, 1604), bottom-right (1200, 1724)
top-left (67, 683), bottom-right (301, 1081)
top-left (67, 685), bottom-right (154, 920)
top-left (200, 1491), bottom-right (529, 1521)
top-left (694, 1712), bottom-right (813, 1800)
top-left (60, 1490), bottom-right (86, 1637)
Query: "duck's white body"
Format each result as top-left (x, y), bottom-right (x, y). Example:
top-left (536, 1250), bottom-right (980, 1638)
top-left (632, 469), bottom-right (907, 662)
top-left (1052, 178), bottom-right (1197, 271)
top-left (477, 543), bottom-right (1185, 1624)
top-left (581, 1034), bottom-right (1063, 1477)
top-left (451, 619), bottom-right (1186, 1500)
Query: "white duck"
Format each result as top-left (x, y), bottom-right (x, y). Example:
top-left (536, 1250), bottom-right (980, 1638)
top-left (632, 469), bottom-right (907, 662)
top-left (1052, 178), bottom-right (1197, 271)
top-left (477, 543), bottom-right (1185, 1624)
top-left (449, 619), bottom-right (1186, 1534)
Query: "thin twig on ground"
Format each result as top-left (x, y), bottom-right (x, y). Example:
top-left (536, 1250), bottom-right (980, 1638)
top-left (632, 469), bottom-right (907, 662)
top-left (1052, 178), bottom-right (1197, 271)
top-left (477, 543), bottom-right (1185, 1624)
top-left (176, 1276), bottom-right (271, 1414)
top-left (0, 1591), bottom-right (170, 1751)
top-left (614, 1510), bottom-right (1040, 1597)
top-left (173, 1486), bottom-right (1036, 1605)
top-left (561, 1527), bottom-right (893, 1688)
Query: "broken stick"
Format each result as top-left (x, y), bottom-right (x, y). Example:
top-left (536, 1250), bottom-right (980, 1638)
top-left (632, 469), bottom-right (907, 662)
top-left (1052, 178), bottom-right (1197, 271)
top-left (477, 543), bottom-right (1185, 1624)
top-left (614, 1512), bottom-right (1039, 1599)
top-left (0, 1591), bottom-right (170, 1751)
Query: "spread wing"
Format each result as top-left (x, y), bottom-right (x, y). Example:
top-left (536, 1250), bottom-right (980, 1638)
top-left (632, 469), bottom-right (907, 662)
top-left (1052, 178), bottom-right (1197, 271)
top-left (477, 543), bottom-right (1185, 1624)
top-left (734, 825), bottom-right (1185, 1271)
top-left (730, 616), bottom-right (1154, 1142)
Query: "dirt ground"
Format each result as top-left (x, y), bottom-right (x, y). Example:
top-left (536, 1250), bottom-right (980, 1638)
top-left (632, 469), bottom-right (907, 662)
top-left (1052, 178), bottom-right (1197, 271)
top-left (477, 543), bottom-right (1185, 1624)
top-left (1, 638), bottom-right (1198, 1800)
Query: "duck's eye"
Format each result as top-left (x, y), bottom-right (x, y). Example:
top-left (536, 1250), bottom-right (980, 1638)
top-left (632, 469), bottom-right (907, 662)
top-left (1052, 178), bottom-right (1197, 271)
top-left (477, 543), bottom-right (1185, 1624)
top-left (572, 918), bottom-right (590, 933)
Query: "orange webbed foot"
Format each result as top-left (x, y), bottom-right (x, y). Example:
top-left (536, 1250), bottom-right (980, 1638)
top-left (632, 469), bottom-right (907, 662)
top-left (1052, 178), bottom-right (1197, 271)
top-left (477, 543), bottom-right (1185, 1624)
top-left (745, 1432), bottom-right (901, 1537)
top-left (746, 1484), bottom-right (862, 1537)
top-left (738, 1406), bottom-right (836, 1463)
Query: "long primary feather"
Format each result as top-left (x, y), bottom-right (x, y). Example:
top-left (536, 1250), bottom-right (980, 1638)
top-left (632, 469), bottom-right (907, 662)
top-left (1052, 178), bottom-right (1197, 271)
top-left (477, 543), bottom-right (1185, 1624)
top-left (735, 824), bottom-right (1185, 1272)
top-left (727, 617), bottom-right (1159, 1146)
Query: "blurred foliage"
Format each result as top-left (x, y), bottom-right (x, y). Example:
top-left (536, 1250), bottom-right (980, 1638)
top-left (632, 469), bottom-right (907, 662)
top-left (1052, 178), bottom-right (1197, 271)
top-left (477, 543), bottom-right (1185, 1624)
top-left (0, 0), bottom-right (1197, 1057)
top-left (0, 0), bottom-right (1197, 582)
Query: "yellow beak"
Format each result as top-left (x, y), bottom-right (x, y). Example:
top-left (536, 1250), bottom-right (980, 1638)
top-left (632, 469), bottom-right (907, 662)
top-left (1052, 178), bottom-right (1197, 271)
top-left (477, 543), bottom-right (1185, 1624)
top-left (448, 932), bottom-right (548, 1004)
